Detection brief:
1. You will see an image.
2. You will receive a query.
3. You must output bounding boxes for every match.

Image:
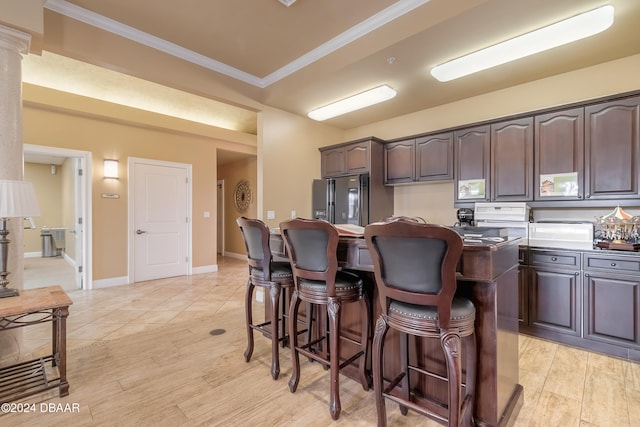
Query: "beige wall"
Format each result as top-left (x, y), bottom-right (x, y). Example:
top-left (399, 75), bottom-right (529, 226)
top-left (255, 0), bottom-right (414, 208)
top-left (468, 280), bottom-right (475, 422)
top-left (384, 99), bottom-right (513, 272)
top-left (218, 157), bottom-right (258, 256)
top-left (23, 88), bottom-right (257, 281)
top-left (20, 53), bottom-right (640, 282)
top-left (343, 54), bottom-right (640, 226)
top-left (23, 162), bottom-right (63, 253)
top-left (258, 106), bottom-right (345, 229)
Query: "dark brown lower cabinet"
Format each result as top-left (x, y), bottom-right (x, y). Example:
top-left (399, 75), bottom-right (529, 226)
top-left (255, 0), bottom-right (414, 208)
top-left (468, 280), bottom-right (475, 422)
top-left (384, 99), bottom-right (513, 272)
top-left (521, 248), bottom-right (640, 362)
top-left (583, 252), bottom-right (640, 351)
top-left (529, 266), bottom-right (581, 336)
top-left (583, 272), bottom-right (640, 347)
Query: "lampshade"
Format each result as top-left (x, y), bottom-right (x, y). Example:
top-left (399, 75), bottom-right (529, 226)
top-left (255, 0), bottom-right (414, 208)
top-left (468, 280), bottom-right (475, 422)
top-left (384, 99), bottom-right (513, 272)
top-left (0, 179), bottom-right (41, 218)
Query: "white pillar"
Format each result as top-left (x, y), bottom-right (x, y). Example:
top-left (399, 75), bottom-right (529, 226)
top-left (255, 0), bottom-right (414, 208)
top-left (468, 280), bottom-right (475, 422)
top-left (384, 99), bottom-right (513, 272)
top-left (0, 24), bottom-right (31, 362)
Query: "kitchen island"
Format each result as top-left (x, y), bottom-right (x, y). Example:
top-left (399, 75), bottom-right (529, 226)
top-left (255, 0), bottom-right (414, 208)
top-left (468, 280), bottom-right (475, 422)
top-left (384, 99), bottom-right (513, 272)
top-left (270, 233), bottom-right (522, 427)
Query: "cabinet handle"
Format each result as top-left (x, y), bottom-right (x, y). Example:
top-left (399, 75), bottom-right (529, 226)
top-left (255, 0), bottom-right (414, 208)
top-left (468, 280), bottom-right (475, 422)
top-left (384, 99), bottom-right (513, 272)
top-left (586, 194), bottom-right (591, 198)
top-left (584, 273), bottom-right (590, 277)
top-left (610, 262), bottom-right (617, 267)
top-left (551, 257), bottom-right (558, 261)
top-left (575, 272), bottom-right (580, 276)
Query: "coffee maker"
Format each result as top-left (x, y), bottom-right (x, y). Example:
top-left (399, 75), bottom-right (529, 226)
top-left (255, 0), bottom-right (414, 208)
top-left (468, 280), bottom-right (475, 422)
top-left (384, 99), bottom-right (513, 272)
top-left (456, 208), bottom-right (474, 227)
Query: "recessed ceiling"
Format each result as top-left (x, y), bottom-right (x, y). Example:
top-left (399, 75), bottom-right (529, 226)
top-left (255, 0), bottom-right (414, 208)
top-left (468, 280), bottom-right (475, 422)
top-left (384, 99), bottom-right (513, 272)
top-left (35, 0), bottom-right (640, 130)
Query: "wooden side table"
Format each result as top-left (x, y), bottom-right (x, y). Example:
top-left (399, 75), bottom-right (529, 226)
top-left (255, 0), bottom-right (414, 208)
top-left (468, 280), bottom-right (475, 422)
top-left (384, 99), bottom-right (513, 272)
top-left (0, 286), bottom-right (72, 402)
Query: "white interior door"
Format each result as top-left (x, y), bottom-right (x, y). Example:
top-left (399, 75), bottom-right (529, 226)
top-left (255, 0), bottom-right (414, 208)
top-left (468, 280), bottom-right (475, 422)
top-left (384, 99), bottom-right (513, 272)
top-left (131, 160), bottom-right (190, 282)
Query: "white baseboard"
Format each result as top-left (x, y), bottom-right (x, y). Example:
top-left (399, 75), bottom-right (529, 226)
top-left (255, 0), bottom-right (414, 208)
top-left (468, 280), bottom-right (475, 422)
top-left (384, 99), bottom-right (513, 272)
top-left (192, 265), bottom-right (218, 274)
top-left (63, 253), bottom-right (76, 267)
top-left (92, 276), bottom-right (129, 289)
top-left (223, 252), bottom-right (246, 261)
top-left (24, 252), bottom-right (41, 258)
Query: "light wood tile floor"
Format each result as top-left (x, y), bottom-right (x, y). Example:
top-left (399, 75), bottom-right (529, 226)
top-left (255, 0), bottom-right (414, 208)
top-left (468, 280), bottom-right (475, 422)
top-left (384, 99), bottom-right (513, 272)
top-left (2, 257), bottom-right (639, 426)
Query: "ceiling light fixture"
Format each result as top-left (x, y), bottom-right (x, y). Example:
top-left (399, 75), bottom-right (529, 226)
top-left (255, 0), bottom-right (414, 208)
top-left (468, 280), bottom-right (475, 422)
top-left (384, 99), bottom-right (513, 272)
top-left (431, 5), bottom-right (615, 82)
top-left (308, 85), bottom-right (397, 121)
top-left (278, 0), bottom-right (296, 7)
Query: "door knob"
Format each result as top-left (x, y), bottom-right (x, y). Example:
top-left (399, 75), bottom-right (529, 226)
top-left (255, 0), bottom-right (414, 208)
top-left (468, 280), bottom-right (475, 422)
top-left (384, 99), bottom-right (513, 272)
top-left (136, 229), bottom-right (147, 234)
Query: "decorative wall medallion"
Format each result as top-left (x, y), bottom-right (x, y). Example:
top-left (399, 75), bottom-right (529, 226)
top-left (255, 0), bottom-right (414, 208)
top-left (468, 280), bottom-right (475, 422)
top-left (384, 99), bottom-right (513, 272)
top-left (234, 180), bottom-right (252, 212)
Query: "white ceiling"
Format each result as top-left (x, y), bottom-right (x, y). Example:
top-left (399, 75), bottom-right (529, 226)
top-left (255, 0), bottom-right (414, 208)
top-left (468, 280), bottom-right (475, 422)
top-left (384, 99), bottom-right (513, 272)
top-left (35, 0), bottom-right (640, 134)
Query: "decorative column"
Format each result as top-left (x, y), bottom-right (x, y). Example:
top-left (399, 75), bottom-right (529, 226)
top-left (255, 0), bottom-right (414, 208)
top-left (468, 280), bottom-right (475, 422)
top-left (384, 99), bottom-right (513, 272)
top-left (0, 25), bottom-right (31, 362)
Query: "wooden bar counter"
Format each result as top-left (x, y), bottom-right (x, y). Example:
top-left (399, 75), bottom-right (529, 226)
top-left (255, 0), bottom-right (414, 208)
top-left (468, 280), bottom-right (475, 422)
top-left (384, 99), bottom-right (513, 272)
top-left (271, 233), bottom-right (523, 427)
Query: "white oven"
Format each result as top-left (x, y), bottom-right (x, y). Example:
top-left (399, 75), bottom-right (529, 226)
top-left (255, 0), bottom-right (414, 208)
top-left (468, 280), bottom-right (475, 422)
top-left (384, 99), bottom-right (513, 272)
top-left (474, 202), bottom-right (530, 245)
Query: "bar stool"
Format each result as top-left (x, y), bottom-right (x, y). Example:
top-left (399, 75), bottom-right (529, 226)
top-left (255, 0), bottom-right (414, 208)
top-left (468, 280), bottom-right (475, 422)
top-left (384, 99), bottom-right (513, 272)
top-left (236, 216), bottom-right (294, 380)
top-left (364, 219), bottom-right (476, 427)
top-left (280, 218), bottom-right (370, 421)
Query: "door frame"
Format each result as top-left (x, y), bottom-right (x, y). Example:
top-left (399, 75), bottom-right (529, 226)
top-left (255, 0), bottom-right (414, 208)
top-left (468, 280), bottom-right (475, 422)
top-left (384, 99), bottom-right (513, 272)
top-left (23, 144), bottom-right (92, 290)
top-left (127, 157), bottom-right (192, 284)
top-left (217, 179), bottom-right (224, 256)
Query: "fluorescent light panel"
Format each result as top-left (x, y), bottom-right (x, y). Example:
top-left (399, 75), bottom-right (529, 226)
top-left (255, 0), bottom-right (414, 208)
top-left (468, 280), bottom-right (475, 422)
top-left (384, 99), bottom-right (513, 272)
top-left (431, 5), bottom-right (615, 82)
top-left (308, 85), bottom-right (397, 121)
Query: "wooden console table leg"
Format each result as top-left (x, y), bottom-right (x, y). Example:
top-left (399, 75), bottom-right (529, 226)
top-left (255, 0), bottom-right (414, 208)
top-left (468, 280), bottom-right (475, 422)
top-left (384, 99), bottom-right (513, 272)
top-left (57, 306), bottom-right (70, 397)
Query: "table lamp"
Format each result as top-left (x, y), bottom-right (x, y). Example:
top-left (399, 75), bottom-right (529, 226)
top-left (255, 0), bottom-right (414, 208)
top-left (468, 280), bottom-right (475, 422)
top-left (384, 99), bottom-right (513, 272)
top-left (0, 179), bottom-right (40, 298)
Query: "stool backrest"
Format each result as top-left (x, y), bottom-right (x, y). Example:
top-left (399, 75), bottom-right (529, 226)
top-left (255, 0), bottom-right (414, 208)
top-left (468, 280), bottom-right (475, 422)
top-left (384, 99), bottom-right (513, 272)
top-left (236, 216), bottom-right (273, 279)
top-left (279, 218), bottom-right (339, 295)
top-left (364, 219), bottom-right (463, 329)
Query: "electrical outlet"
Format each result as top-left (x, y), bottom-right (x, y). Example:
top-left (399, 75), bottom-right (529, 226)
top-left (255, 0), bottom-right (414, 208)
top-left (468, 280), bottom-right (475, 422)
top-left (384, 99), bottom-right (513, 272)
top-left (255, 288), bottom-right (264, 303)
top-left (291, 210), bottom-right (297, 218)
top-left (267, 210), bottom-right (275, 220)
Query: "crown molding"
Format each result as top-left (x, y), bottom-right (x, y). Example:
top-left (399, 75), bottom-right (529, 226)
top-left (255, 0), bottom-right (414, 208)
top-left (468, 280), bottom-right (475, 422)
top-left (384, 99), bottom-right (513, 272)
top-left (44, 0), bottom-right (431, 88)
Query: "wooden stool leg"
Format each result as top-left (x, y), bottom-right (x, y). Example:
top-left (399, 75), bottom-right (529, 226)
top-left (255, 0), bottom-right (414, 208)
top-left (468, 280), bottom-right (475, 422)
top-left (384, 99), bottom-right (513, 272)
top-left (269, 284), bottom-right (281, 380)
top-left (358, 296), bottom-right (371, 390)
top-left (327, 297), bottom-right (341, 420)
top-left (399, 331), bottom-right (409, 416)
top-left (442, 331), bottom-right (463, 427)
top-left (243, 278), bottom-right (254, 362)
top-left (288, 289), bottom-right (302, 393)
top-left (463, 332), bottom-right (477, 427)
top-left (280, 287), bottom-right (289, 348)
top-left (373, 316), bottom-right (389, 427)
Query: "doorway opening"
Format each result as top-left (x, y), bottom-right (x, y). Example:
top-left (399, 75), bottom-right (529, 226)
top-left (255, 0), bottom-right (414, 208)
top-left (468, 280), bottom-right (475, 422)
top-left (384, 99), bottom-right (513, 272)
top-left (23, 144), bottom-right (92, 291)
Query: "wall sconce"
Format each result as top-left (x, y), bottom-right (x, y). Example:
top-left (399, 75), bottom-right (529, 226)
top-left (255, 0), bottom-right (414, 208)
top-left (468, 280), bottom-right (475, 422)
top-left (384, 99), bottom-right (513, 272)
top-left (104, 159), bottom-right (119, 179)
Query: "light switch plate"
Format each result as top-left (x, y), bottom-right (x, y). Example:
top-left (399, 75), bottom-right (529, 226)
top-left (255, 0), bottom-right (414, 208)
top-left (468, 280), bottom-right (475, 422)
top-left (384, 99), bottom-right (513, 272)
top-left (291, 210), bottom-right (297, 218)
top-left (267, 210), bottom-right (275, 219)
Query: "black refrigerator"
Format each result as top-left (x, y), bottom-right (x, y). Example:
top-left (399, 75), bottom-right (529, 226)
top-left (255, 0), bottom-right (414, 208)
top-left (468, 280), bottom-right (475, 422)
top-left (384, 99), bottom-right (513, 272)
top-left (312, 175), bottom-right (370, 226)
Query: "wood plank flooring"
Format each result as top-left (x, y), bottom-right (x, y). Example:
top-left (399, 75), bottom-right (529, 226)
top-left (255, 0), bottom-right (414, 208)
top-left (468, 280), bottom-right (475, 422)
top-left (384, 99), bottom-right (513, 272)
top-left (1, 257), bottom-right (638, 426)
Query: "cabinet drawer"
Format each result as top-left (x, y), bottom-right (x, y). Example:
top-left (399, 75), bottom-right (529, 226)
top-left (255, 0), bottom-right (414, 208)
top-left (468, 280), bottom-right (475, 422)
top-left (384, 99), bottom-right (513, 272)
top-left (584, 254), bottom-right (640, 274)
top-left (530, 250), bottom-right (580, 268)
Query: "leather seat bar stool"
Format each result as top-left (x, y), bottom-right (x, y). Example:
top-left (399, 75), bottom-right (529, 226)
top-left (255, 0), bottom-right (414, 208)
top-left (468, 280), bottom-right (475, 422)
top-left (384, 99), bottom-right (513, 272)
top-left (280, 218), bottom-right (370, 420)
top-left (365, 219), bottom-right (476, 427)
top-left (237, 216), bottom-right (294, 380)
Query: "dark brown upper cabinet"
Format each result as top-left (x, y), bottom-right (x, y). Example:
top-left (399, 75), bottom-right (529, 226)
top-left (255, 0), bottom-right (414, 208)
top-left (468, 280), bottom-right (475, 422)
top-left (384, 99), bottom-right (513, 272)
top-left (384, 138), bottom-right (415, 183)
top-left (321, 139), bottom-right (374, 178)
top-left (584, 96), bottom-right (640, 200)
top-left (534, 108), bottom-right (584, 201)
top-left (416, 133), bottom-right (454, 181)
top-left (384, 132), bottom-right (453, 185)
top-left (491, 117), bottom-right (534, 202)
top-left (454, 125), bottom-right (491, 203)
